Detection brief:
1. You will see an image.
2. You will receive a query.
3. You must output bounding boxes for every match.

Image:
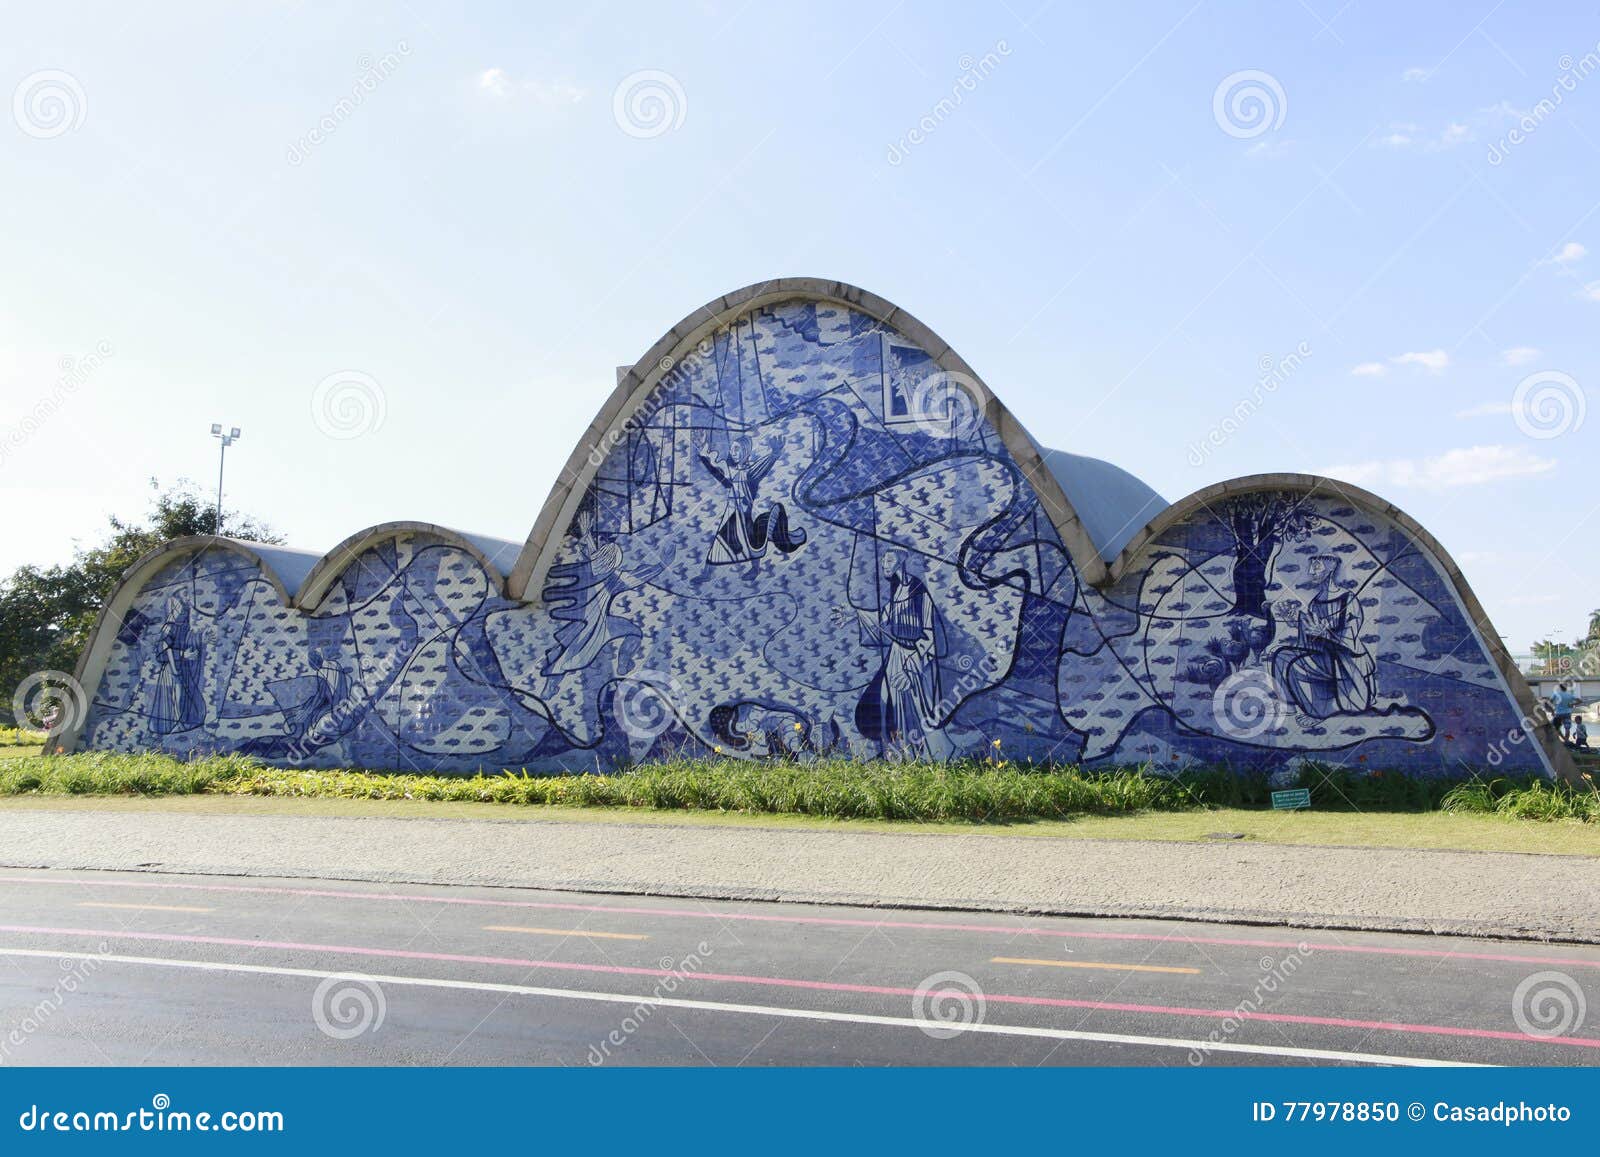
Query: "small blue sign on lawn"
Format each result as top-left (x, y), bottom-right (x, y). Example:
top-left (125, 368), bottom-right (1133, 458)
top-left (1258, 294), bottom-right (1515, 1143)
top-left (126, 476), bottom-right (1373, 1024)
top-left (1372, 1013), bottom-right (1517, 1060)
top-left (1271, 788), bottom-right (1312, 810)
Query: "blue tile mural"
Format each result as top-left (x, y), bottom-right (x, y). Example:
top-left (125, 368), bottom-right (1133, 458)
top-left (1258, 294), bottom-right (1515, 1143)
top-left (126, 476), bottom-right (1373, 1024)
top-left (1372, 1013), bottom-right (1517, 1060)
top-left (77, 297), bottom-right (1548, 775)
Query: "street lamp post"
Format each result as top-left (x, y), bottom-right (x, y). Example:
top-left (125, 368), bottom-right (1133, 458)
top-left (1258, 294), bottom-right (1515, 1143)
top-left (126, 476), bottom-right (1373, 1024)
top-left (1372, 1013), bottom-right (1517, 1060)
top-left (210, 423), bottom-right (241, 535)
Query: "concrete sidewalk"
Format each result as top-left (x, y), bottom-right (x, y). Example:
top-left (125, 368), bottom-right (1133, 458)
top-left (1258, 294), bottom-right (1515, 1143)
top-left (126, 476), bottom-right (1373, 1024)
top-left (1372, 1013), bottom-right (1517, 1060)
top-left (2, 803), bottom-right (1597, 943)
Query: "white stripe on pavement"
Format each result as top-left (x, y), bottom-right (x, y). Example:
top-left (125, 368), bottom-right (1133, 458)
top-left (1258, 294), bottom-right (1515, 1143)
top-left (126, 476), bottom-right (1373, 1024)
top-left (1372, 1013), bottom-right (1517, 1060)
top-left (0, 947), bottom-right (1482, 1067)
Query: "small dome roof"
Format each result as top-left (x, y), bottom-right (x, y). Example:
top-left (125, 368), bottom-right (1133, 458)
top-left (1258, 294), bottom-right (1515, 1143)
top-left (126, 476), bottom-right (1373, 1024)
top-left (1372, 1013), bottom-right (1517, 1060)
top-left (1037, 447), bottom-right (1168, 563)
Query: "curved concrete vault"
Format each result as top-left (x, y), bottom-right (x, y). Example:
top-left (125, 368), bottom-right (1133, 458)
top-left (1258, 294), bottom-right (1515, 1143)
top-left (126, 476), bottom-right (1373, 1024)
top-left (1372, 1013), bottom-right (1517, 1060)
top-left (64, 279), bottom-right (1573, 781)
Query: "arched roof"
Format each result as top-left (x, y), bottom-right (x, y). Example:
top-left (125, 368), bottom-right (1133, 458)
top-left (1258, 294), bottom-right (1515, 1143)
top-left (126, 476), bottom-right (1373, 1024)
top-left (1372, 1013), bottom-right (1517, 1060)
top-left (61, 536), bottom-right (318, 750)
top-left (294, 521), bottom-right (524, 610)
top-left (503, 277), bottom-right (1105, 601)
top-left (1097, 471), bottom-right (1573, 783)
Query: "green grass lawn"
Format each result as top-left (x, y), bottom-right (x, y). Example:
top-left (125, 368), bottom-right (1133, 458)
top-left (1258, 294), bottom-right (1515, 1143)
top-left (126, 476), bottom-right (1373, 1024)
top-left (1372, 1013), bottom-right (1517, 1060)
top-left (0, 749), bottom-right (1595, 855)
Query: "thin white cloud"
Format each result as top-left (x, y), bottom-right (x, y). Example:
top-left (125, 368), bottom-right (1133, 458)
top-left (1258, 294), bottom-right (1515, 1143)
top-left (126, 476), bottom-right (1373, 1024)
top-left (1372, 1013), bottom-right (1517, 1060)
top-left (1382, 108), bottom-right (1509, 151)
top-left (1402, 66), bottom-right (1430, 82)
top-left (1484, 100), bottom-right (1529, 122)
top-left (1552, 241), bottom-right (1586, 265)
top-left (1455, 401), bottom-right (1513, 419)
top-left (476, 67), bottom-right (585, 104)
top-left (1350, 362), bottom-right (1387, 377)
top-left (1320, 445), bottom-right (1556, 490)
top-left (1581, 281), bottom-right (1600, 303)
top-left (1391, 349), bottom-right (1450, 373)
top-left (1501, 346), bottom-right (1541, 366)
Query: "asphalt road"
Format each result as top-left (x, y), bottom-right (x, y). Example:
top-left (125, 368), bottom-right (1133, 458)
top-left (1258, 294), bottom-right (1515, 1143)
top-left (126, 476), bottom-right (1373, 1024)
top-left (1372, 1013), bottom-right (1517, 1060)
top-left (0, 867), bottom-right (1596, 1067)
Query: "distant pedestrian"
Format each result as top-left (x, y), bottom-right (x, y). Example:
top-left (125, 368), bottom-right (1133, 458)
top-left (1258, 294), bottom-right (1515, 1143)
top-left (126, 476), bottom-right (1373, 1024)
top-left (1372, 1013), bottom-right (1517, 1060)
top-left (1568, 716), bottom-right (1590, 750)
top-left (1550, 681), bottom-right (1581, 742)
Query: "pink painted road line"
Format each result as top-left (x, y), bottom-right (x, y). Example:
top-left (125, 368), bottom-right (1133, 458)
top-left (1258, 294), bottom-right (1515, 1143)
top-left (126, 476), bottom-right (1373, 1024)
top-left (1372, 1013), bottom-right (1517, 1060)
top-left (1, 874), bottom-right (1596, 970)
top-left (4, 922), bottom-right (1598, 1052)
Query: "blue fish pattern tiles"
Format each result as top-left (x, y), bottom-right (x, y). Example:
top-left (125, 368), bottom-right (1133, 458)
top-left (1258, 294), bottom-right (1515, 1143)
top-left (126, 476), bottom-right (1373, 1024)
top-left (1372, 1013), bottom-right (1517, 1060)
top-left (76, 297), bottom-right (1549, 776)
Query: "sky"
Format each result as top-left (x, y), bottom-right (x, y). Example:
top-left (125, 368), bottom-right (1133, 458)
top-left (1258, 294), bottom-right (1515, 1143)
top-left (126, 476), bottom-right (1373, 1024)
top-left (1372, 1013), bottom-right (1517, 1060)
top-left (1, 0), bottom-right (1596, 653)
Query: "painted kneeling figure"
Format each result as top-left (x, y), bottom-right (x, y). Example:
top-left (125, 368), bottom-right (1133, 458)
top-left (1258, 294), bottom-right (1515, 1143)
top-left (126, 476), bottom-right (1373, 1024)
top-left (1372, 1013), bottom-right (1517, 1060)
top-left (1269, 554), bottom-right (1377, 724)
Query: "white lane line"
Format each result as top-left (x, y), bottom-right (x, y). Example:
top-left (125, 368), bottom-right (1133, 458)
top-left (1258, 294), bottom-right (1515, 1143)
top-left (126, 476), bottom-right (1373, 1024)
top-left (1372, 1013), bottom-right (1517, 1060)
top-left (0, 947), bottom-right (1480, 1067)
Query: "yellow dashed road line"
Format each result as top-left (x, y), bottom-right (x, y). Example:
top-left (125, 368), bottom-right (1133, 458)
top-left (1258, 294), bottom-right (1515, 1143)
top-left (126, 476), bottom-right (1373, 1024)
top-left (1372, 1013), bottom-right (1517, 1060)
top-left (991, 956), bottom-right (1200, 975)
top-left (77, 902), bottom-right (214, 914)
top-left (483, 924), bottom-right (649, 941)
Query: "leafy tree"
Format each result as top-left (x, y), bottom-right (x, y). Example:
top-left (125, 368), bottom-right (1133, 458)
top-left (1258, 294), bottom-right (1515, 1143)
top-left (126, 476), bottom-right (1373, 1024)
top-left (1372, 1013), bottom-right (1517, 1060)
top-left (1528, 639), bottom-right (1581, 676)
top-left (0, 479), bottom-right (282, 725)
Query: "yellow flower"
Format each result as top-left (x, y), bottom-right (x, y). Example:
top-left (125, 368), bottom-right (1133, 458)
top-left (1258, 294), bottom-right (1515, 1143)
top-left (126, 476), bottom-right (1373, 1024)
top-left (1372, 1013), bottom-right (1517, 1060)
top-left (794, 722), bottom-right (803, 731)
top-left (991, 739), bottom-right (1002, 748)
top-left (713, 745), bottom-right (723, 754)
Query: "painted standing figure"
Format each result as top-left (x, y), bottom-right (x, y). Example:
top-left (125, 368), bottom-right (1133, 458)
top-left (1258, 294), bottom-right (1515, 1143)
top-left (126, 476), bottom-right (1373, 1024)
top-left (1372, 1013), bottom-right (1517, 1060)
top-left (695, 432), bottom-right (806, 575)
top-left (541, 510), bottom-right (673, 685)
top-left (1269, 554), bottom-right (1377, 720)
top-left (832, 550), bottom-right (952, 759)
top-left (282, 649), bottom-right (352, 740)
top-left (148, 593), bottom-right (206, 735)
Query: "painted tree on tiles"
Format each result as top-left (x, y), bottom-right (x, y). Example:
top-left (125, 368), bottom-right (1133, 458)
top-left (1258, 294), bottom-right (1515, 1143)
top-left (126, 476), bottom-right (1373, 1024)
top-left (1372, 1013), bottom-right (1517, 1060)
top-left (1221, 493), bottom-right (1316, 622)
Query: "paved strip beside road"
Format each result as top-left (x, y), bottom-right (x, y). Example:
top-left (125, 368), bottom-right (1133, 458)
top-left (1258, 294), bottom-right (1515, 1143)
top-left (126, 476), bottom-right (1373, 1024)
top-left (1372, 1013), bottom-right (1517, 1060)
top-left (1, 804), bottom-right (1597, 941)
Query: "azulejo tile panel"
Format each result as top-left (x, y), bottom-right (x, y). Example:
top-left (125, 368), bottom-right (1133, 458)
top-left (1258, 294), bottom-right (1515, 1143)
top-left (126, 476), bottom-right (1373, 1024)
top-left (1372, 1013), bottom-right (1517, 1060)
top-left (78, 297), bottom-right (1548, 775)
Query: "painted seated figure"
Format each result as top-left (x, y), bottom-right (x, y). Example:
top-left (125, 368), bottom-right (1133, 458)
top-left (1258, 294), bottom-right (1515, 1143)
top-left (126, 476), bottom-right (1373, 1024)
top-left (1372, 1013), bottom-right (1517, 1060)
top-left (1269, 554), bottom-right (1377, 721)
